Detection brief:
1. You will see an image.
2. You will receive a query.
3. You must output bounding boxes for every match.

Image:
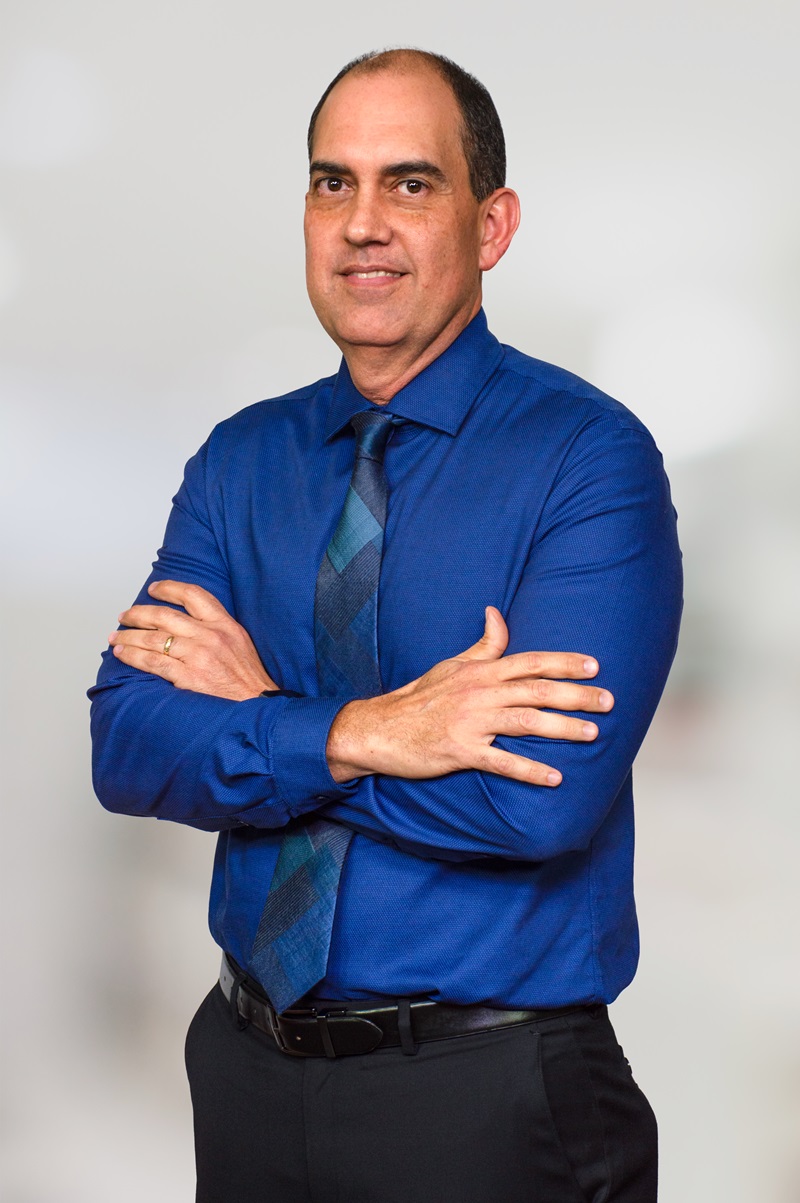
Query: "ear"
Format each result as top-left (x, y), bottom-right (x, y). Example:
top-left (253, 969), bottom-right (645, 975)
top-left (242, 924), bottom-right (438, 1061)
top-left (477, 188), bottom-right (521, 272)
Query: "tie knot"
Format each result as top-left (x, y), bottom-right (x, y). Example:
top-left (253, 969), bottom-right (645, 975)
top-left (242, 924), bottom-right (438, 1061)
top-left (350, 410), bottom-right (402, 463)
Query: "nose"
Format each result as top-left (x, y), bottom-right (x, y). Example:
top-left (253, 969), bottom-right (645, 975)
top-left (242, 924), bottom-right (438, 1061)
top-left (343, 185), bottom-right (391, 246)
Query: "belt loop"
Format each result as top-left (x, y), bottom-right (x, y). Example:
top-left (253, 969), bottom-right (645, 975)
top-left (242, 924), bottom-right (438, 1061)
top-left (316, 1014), bottom-right (337, 1059)
top-left (229, 970), bottom-right (250, 1031)
top-left (397, 998), bottom-right (417, 1056)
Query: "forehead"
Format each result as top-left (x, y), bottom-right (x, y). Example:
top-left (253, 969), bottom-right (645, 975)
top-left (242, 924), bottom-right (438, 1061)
top-left (311, 66), bottom-right (466, 170)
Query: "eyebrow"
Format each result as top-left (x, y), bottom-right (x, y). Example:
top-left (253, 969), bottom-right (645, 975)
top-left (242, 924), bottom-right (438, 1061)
top-left (309, 159), bottom-right (449, 185)
top-left (309, 160), bottom-right (350, 178)
top-left (382, 160), bottom-right (449, 184)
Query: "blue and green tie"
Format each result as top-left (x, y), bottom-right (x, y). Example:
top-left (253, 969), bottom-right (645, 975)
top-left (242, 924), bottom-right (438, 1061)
top-left (249, 411), bottom-right (400, 1013)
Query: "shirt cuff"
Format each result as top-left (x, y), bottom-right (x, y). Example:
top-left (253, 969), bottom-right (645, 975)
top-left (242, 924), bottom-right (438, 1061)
top-left (268, 696), bottom-right (361, 816)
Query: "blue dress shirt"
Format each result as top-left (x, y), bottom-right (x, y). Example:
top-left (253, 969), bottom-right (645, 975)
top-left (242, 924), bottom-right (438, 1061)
top-left (89, 310), bottom-right (682, 1008)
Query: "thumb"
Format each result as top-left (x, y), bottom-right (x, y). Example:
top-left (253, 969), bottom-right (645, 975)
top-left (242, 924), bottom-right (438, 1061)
top-left (148, 579), bottom-right (228, 622)
top-left (458, 606), bottom-right (509, 662)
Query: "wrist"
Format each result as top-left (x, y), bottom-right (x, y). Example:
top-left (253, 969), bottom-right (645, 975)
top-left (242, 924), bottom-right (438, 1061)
top-left (326, 699), bottom-right (375, 783)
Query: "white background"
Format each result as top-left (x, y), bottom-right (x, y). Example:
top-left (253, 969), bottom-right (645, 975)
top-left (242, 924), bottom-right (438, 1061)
top-left (1, 2), bottom-right (798, 1199)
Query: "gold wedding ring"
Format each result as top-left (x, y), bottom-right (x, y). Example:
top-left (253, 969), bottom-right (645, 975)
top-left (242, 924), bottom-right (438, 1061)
top-left (163, 635), bottom-right (174, 656)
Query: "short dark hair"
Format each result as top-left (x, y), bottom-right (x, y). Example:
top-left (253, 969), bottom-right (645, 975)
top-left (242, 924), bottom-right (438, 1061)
top-left (307, 49), bottom-right (506, 202)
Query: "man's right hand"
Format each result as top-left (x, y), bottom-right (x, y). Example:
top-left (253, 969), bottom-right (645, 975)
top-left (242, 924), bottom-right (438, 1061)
top-left (326, 606), bottom-right (614, 786)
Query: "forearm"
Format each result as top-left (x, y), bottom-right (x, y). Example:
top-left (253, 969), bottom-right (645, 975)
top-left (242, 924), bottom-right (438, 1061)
top-left (323, 428), bottom-right (683, 862)
top-left (322, 640), bottom-right (670, 863)
top-left (89, 650), bottom-right (355, 829)
top-left (89, 434), bottom-right (358, 829)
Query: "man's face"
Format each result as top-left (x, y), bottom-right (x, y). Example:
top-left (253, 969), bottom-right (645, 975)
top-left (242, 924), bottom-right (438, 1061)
top-left (304, 67), bottom-right (488, 369)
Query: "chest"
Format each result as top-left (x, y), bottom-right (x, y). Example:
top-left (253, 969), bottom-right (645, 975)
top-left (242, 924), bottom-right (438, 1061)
top-left (221, 423), bottom-right (551, 691)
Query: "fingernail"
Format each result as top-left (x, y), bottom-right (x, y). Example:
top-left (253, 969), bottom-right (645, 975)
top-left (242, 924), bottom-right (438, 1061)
top-left (599, 691), bottom-right (613, 709)
top-left (583, 658), bottom-right (598, 675)
top-left (108, 632), bottom-right (116, 643)
top-left (546, 771), bottom-right (562, 785)
top-left (582, 723), bottom-right (597, 739)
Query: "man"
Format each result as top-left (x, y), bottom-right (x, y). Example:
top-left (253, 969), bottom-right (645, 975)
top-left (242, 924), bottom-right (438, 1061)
top-left (90, 49), bottom-right (682, 1202)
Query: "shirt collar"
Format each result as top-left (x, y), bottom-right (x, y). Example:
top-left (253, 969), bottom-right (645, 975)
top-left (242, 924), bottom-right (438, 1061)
top-left (324, 308), bottom-right (504, 441)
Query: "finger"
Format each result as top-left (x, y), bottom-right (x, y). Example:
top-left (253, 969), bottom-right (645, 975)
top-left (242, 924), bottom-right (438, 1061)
top-left (496, 679), bottom-right (614, 713)
top-left (148, 579), bottom-right (230, 622)
top-left (491, 707), bottom-right (599, 742)
top-left (109, 629), bottom-right (184, 658)
top-left (111, 641), bottom-right (181, 684)
top-left (457, 606), bottom-right (509, 663)
top-left (117, 604), bottom-right (199, 635)
top-left (495, 650), bottom-right (600, 682)
top-left (470, 744), bottom-right (562, 787)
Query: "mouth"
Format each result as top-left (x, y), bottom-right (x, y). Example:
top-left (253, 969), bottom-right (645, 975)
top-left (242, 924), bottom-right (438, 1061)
top-left (341, 268), bottom-right (406, 280)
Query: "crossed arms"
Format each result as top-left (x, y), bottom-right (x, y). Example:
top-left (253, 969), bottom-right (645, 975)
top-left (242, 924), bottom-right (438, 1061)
top-left (90, 421), bottom-right (682, 861)
top-left (109, 582), bottom-right (613, 790)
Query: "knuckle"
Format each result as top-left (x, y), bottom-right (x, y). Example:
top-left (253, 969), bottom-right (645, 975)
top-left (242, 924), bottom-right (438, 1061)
top-left (454, 667), bottom-right (482, 700)
top-left (531, 679), bottom-right (551, 703)
top-left (516, 708), bottom-right (535, 732)
top-left (496, 706), bottom-right (514, 731)
top-left (490, 750), bottom-right (514, 775)
top-left (524, 652), bottom-right (543, 673)
top-left (440, 735), bottom-right (465, 766)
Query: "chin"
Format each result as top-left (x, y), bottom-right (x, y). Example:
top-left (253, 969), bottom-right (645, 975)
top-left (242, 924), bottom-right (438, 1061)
top-left (329, 314), bottom-right (409, 351)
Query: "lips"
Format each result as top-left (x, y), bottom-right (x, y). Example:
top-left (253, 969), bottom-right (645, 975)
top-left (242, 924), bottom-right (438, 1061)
top-left (340, 267), bottom-right (406, 279)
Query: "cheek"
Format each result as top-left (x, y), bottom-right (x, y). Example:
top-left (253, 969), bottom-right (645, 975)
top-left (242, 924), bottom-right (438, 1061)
top-left (304, 210), bottom-right (335, 247)
top-left (304, 228), bottom-right (337, 294)
top-left (414, 214), bottom-right (478, 271)
top-left (418, 239), bottom-right (478, 301)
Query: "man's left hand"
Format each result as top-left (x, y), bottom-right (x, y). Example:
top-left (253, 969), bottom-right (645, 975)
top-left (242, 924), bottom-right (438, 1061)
top-left (109, 580), bottom-right (278, 700)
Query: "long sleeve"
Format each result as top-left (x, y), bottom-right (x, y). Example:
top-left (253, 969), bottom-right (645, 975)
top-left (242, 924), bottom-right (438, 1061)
top-left (87, 316), bottom-right (682, 1004)
top-left (322, 423), bottom-right (682, 862)
top-left (89, 437), bottom-right (356, 830)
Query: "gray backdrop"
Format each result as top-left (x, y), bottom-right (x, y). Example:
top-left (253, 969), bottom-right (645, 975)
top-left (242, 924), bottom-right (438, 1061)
top-left (1, 1), bottom-right (798, 1199)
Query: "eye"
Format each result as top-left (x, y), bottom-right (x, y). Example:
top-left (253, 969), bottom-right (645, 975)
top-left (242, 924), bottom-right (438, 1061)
top-left (397, 179), bottom-right (427, 196)
top-left (315, 177), bottom-right (348, 195)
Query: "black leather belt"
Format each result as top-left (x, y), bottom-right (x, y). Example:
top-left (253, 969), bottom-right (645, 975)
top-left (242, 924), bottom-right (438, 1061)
top-left (219, 954), bottom-right (590, 1058)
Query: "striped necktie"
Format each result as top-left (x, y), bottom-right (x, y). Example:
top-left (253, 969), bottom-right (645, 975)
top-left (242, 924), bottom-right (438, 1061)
top-left (249, 410), bottom-right (400, 1013)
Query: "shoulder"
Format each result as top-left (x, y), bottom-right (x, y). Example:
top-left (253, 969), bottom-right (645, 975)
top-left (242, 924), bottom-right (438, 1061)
top-left (196, 373), bottom-right (337, 474)
top-left (496, 343), bottom-right (651, 441)
top-left (212, 374), bottom-right (336, 440)
top-left (490, 348), bottom-right (678, 542)
top-left (487, 343), bottom-right (667, 494)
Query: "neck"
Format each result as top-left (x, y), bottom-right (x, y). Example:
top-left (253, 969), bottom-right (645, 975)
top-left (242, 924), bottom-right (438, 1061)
top-left (344, 348), bottom-right (442, 405)
top-left (342, 300), bottom-right (481, 405)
